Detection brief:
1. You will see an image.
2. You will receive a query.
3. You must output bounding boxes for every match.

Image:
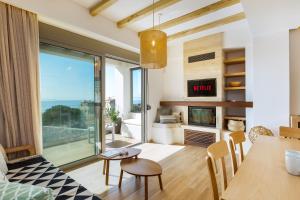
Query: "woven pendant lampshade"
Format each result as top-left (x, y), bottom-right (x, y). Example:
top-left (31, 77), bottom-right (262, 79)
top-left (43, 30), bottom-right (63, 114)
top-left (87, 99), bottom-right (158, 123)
top-left (140, 29), bottom-right (167, 69)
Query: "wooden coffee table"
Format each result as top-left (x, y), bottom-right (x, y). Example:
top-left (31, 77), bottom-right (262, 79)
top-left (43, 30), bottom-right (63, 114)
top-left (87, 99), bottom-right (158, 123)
top-left (99, 148), bottom-right (141, 185)
top-left (119, 158), bottom-right (163, 200)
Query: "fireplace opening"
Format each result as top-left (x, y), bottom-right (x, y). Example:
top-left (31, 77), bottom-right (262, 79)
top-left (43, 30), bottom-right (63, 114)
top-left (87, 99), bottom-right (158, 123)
top-left (188, 106), bottom-right (216, 127)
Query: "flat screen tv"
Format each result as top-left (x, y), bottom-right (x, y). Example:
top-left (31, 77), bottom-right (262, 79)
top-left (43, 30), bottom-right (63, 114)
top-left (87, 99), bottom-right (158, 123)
top-left (187, 78), bottom-right (216, 97)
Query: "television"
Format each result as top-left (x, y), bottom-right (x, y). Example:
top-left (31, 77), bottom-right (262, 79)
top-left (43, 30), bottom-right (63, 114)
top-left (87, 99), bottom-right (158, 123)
top-left (187, 78), bottom-right (216, 97)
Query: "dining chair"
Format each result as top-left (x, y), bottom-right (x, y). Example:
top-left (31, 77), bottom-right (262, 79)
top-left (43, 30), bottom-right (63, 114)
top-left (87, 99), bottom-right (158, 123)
top-left (206, 140), bottom-right (230, 200)
top-left (279, 126), bottom-right (300, 139)
top-left (229, 131), bottom-right (246, 175)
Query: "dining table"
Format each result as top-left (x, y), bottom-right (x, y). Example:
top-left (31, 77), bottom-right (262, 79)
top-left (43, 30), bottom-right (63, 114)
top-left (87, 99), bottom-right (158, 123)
top-left (221, 135), bottom-right (300, 200)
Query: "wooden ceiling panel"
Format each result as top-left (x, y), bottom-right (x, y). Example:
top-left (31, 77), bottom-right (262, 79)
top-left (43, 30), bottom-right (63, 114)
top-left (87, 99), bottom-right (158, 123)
top-left (139, 0), bottom-right (240, 33)
top-left (168, 12), bottom-right (246, 40)
top-left (117, 0), bottom-right (181, 28)
top-left (90, 0), bottom-right (117, 16)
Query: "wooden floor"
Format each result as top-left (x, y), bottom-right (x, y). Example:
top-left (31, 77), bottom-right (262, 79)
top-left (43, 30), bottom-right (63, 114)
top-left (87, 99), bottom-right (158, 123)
top-left (100, 145), bottom-right (214, 200)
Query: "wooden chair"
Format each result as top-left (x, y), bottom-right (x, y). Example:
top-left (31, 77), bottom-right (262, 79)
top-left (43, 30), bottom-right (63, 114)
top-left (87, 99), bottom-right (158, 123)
top-left (279, 126), bottom-right (300, 139)
top-left (206, 140), bottom-right (230, 200)
top-left (1, 144), bottom-right (35, 163)
top-left (229, 131), bottom-right (246, 175)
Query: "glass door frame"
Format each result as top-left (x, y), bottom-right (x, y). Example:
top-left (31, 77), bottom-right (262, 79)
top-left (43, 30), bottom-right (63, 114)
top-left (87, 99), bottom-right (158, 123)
top-left (39, 41), bottom-right (103, 169)
top-left (101, 56), bottom-right (147, 152)
top-left (39, 40), bottom-right (146, 168)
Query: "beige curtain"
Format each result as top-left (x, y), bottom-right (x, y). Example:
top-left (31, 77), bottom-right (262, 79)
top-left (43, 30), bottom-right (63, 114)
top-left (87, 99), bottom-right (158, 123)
top-left (0, 2), bottom-right (41, 155)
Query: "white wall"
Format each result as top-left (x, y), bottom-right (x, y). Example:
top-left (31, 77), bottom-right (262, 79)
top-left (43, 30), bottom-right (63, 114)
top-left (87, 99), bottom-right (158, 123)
top-left (147, 70), bottom-right (164, 141)
top-left (252, 31), bottom-right (290, 134)
top-left (290, 29), bottom-right (300, 115)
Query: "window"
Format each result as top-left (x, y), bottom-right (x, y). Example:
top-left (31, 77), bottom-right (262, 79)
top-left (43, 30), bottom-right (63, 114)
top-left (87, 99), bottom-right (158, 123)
top-left (130, 67), bottom-right (142, 112)
top-left (40, 43), bottom-right (100, 166)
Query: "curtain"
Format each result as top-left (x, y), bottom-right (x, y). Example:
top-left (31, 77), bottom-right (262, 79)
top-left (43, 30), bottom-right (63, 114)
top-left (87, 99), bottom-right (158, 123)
top-left (0, 2), bottom-right (41, 155)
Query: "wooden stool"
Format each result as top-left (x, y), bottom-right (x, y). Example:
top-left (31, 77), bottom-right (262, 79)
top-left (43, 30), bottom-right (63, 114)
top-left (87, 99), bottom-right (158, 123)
top-left (119, 158), bottom-right (163, 200)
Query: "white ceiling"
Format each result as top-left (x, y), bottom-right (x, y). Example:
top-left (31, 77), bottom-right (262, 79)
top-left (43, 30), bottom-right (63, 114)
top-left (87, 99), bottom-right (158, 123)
top-left (72, 0), bottom-right (245, 37)
top-left (241, 0), bottom-right (300, 36)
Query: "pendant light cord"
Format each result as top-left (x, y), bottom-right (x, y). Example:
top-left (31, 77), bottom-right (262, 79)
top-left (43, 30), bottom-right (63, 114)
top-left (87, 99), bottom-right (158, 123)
top-left (152, 0), bottom-right (154, 30)
top-left (158, 13), bottom-right (162, 30)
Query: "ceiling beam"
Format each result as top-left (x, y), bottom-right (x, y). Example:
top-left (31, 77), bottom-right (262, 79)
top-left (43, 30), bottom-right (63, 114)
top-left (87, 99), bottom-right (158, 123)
top-left (117, 0), bottom-right (181, 28)
top-left (90, 0), bottom-right (117, 16)
top-left (168, 12), bottom-right (246, 41)
top-left (139, 0), bottom-right (240, 33)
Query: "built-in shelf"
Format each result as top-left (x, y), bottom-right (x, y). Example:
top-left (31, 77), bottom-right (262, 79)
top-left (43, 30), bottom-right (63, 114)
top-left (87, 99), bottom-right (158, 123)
top-left (224, 116), bottom-right (246, 121)
top-left (223, 48), bottom-right (245, 53)
top-left (160, 101), bottom-right (253, 108)
top-left (224, 57), bottom-right (245, 65)
top-left (224, 86), bottom-right (246, 91)
top-left (224, 72), bottom-right (246, 77)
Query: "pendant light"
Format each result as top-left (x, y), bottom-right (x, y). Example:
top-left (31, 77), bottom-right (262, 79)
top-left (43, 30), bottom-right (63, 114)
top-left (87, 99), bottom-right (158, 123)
top-left (140, 0), bottom-right (167, 69)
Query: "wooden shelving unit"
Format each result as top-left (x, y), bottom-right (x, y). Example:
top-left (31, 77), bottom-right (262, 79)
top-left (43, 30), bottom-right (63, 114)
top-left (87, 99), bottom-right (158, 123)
top-left (224, 86), bottom-right (245, 91)
top-left (223, 48), bottom-right (247, 131)
top-left (224, 72), bottom-right (245, 77)
top-left (224, 116), bottom-right (246, 121)
top-left (160, 101), bottom-right (253, 108)
top-left (224, 57), bottom-right (245, 64)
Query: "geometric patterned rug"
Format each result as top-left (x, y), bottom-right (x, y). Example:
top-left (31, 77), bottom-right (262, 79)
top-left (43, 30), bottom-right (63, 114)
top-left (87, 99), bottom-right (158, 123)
top-left (6, 156), bottom-right (101, 200)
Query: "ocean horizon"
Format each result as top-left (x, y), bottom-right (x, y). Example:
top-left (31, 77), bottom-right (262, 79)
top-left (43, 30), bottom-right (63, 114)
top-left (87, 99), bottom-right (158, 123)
top-left (41, 98), bottom-right (142, 113)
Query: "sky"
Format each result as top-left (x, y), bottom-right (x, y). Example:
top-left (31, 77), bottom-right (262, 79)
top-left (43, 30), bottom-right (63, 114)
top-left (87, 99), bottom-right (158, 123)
top-left (40, 51), bottom-right (141, 102)
top-left (40, 52), bottom-right (94, 101)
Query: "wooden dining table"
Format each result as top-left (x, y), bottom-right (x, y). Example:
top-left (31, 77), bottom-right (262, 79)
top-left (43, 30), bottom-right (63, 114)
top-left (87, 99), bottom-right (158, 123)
top-left (222, 135), bottom-right (300, 200)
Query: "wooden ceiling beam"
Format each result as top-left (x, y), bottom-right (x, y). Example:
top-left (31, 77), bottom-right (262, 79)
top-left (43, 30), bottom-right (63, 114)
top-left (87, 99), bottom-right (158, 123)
top-left (117, 0), bottom-right (181, 28)
top-left (139, 0), bottom-right (240, 33)
top-left (90, 0), bottom-right (117, 16)
top-left (168, 12), bottom-right (246, 40)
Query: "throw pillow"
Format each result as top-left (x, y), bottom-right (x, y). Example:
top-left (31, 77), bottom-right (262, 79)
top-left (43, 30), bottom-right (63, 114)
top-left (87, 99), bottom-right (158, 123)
top-left (0, 144), bottom-right (8, 162)
top-left (155, 107), bottom-right (172, 123)
top-left (0, 170), bottom-right (7, 182)
top-left (0, 151), bottom-right (8, 175)
top-left (160, 115), bottom-right (177, 123)
top-left (0, 181), bottom-right (54, 200)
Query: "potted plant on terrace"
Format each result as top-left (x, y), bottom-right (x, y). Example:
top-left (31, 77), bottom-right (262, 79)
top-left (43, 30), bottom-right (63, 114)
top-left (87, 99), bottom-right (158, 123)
top-left (106, 107), bottom-right (120, 142)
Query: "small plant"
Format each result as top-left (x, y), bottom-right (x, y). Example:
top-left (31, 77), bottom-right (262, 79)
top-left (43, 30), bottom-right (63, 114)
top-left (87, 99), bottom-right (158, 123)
top-left (106, 107), bottom-right (119, 124)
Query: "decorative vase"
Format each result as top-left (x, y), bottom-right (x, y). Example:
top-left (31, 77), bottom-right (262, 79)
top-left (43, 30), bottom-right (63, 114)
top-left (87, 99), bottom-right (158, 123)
top-left (228, 120), bottom-right (245, 132)
top-left (248, 126), bottom-right (273, 143)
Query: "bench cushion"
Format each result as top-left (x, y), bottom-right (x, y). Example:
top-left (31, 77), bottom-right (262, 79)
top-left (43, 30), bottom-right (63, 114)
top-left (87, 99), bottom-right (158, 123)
top-left (0, 181), bottom-right (54, 200)
top-left (6, 156), bottom-right (100, 200)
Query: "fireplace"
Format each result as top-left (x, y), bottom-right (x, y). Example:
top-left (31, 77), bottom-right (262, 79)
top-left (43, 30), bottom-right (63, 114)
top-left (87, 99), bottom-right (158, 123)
top-left (188, 106), bottom-right (216, 127)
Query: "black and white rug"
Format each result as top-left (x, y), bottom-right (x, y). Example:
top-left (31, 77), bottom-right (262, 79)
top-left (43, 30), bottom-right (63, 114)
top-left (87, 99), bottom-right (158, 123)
top-left (6, 156), bottom-right (100, 200)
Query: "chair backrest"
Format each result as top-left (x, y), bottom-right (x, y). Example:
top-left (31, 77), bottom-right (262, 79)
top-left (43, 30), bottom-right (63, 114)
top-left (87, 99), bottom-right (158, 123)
top-left (229, 131), bottom-right (246, 174)
top-left (279, 126), bottom-right (300, 139)
top-left (206, 140), bottom-right (230, 200)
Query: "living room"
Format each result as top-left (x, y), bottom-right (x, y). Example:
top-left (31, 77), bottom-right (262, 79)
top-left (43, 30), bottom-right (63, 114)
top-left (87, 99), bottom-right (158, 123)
top-left (1, 0), bottom-right (300, 200)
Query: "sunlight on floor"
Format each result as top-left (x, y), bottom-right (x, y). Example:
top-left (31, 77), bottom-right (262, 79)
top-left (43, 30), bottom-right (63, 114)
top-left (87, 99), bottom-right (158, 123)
top-left (67, 143), bottom-right (185, 195)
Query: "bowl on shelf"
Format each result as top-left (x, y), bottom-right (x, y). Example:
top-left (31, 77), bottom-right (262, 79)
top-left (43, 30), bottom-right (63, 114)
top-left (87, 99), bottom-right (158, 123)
top-left (285, 150), bottom-right (300, 176)
top-left (228, 81), bottom-right (242, 87)
top-left (227, 120), bottom-right (245, 132)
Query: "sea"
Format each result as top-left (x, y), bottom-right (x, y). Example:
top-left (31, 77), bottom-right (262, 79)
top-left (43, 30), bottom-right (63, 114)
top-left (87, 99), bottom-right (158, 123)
top-left (41, 98), bottom-right (142, 113)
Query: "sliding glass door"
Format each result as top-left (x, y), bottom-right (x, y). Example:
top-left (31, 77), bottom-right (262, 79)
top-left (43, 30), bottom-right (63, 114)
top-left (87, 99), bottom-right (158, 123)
top-left (40, 43), bottom-right (101, 166)
top-left (104, 58), bottom-right (143, 149)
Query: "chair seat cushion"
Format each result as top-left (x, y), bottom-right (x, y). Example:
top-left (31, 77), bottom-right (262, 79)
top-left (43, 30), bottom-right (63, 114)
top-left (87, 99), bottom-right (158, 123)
top-left (6, 156), bottom-right (100, 200)
top-left (0, 181), bottom-right (54, 200)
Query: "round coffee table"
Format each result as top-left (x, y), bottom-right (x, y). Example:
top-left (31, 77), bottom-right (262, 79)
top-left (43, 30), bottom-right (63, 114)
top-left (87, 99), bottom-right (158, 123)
top-left (119, 158), bottom-right (163, 200)
top-left (99, 148), bottom-right (141, 185)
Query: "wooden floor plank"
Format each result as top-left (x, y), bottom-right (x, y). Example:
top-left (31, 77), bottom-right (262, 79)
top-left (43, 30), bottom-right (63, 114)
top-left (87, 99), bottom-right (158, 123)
top-left (100, 146), bottom-right (215, 200)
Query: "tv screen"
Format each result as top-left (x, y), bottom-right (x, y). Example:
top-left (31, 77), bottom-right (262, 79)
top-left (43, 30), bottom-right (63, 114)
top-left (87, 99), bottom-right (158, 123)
top-left (187, 78), bottom-right (216, 97)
